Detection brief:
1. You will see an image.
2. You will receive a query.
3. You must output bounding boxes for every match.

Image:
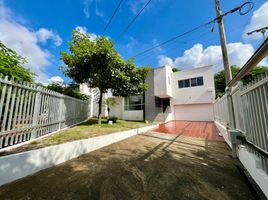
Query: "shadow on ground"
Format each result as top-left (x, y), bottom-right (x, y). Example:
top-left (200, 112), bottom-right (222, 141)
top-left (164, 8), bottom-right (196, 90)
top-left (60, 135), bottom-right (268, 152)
top-left (0, 132), bottom-right (259, 200)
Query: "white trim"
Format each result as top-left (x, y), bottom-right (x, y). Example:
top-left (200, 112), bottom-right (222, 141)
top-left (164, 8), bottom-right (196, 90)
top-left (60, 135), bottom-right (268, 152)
top-left (0, 124), bottom-right (158, 186)
top-left (0, 119), bottom-right (89, 153)
top-left (214, 121), bottom-right (231, 148)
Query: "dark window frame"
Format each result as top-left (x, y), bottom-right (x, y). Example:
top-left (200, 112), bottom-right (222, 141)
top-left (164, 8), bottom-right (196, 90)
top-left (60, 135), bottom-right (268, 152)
top-left (178, 76), bottom-right (204, 88)
top-left (124, 95), bottom-right (144, 111)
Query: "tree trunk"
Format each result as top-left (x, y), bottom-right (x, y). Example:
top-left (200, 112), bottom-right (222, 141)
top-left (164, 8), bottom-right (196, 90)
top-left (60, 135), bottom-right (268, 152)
top-left (107, 107), bottom-right (110, 119)
top-left (98, 92), bottom-right (103, 124)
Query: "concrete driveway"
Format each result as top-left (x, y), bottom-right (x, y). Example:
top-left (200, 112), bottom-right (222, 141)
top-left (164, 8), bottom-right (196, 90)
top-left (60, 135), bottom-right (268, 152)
top-left (0, 122), bottom-right (258, 200)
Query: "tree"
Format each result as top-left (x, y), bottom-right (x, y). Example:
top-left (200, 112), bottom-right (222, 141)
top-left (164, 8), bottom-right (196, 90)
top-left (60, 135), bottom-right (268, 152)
top-left (60, 30), bottom-right (150, 124)
top-left (0, 41), bottom-right (35, 82)
top-left (46, 82), bottom-right (64, 93)
top-left (172, 68), bottom-right (181, 72)
top-left (104, 97), bottom-right (117, 119)
top-left (46, 82), bottom-right (89, 100)
top-left (214, 65), bottom-right (268, 98)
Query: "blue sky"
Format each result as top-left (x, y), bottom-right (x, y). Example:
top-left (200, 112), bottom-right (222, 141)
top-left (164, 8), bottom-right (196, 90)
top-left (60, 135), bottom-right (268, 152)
top-left (0, 0), bottom-right (267, 84)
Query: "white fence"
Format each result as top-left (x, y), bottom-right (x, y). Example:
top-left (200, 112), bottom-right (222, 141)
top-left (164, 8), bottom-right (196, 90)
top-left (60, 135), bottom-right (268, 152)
top-left (214, 72), bottom-right (268, 154)
top-left (0, 76), bottom-right (89, 150)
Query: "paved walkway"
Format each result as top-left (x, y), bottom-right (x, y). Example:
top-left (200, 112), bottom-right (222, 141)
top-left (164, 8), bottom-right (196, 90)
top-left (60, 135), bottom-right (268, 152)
top-left (0, 129), bottom-right (258, 199)
top-left (152, 121), bottom-right (223, 141)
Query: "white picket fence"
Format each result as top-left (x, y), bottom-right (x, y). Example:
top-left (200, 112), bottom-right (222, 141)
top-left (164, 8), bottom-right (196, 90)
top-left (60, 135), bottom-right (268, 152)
top-left (0, 76), bottom-right (89, 150)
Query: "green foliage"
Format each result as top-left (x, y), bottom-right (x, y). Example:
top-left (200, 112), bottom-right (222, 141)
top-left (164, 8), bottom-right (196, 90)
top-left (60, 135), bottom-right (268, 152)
top-left (214, 65), bottom-right (268, 98)
top-left (60, 29), bottom-right (150, 123)
top-left (108, 116), bottom-right (118, 123)
top-left (172, 68), bottom-right (181, 72)
top-left (63, 84), bottom-right (89, 100)
top-left (0, 41), bottom-right (35, 82)
top-left (46, 82), bottom-right (89, 100)
top-left (46, 82), bottom-right (64, 93)
top-left (104, 97), bottom-right (118, 119)
top-left (104, 97), bottom-right (117, 107)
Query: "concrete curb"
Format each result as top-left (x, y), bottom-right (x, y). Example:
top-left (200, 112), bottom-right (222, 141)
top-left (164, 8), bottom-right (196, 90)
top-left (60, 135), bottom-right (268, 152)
top-left (0, 124), bottom-right (158, 186)
top-left (214, 121), bottom-right (232, 148)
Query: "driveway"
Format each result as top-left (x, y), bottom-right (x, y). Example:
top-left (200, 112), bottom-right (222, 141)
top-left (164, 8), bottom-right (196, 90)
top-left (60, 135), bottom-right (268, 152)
top-left (152, 121), bottom-right (223, 141)
top-left (0, 122), bottom-right (258, 200)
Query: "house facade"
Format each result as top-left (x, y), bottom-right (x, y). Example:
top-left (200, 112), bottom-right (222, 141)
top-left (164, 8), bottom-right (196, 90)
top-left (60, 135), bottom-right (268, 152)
top-left (80, 65), bottom-right (215, 122)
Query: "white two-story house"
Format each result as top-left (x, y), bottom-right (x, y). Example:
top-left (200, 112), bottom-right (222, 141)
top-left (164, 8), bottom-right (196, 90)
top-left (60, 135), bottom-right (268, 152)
top-left (80, 65), bottom-right (215, 122)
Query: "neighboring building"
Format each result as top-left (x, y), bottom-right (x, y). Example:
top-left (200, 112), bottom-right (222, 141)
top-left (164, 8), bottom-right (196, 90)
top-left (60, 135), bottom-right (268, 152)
top-left (80, 65), bottom-right (215, 122)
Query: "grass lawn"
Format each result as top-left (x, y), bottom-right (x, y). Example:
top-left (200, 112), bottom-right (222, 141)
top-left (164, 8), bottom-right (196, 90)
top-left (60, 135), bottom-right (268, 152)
top-left (0, 118), bottom-right (150, 156)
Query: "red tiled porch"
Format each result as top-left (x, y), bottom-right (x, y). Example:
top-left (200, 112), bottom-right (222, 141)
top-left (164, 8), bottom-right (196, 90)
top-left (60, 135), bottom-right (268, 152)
top-left (152, 121), bottom-right (223, 141)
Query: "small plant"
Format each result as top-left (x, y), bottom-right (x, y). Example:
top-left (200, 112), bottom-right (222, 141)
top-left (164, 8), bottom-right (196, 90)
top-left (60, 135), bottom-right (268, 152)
top-left (108, 116), bottom-right (118, 123)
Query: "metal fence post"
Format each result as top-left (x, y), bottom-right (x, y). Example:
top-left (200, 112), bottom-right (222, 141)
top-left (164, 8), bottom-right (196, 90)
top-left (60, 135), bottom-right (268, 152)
top-left (226, 86), bottom-right (238, 158)
top-left (31, 86), bottom-right (41, 140)
top-left (58, 95), bottom-right (64, 130)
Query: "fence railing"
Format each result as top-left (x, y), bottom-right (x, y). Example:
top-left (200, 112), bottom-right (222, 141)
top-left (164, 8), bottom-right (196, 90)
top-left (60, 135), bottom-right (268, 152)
top-left (0, 76), bottom-right (89, 150)
top-left (214, 72), bottom-right (268, 154)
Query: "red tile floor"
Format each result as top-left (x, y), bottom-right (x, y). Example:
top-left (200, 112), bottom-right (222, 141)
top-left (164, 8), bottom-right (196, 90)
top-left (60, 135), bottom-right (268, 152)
top-left (152, 121), bottom-right (223, 141)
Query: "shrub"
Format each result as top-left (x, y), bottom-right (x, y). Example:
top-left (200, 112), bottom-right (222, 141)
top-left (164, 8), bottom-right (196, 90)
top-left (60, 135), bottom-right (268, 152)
top-left (108, 116), bottom-right (118, 123)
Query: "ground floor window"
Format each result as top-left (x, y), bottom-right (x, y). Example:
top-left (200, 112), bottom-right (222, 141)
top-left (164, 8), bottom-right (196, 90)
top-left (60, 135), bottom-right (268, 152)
top-left (124, 95), bottom-right (144, 110)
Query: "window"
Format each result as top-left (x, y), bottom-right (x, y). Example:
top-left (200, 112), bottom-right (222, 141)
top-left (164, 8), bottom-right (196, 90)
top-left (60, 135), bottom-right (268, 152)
top-left (124, 95), bottom-right (144, 110)
top-left (178, 79), bottom-right (190, 88)
top-left (178, 76), bottom-right (204, 88)
top-left (197, 77), bottom-right (204, 85)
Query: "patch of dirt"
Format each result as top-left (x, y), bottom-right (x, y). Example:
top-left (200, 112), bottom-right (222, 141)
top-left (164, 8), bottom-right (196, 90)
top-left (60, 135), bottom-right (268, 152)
top-left (0, 132), bottom-right (259, 200)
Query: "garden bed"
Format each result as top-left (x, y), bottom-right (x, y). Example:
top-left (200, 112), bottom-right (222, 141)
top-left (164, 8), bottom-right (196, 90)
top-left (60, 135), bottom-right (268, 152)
top-left (0, 118), bottom-right (151, 157)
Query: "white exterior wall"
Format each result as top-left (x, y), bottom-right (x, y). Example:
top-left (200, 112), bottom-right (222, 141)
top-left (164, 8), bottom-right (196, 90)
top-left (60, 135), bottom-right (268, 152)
top-left (80, 65), bottom-right (215, 122)
top-left (174, 104), bottom-right (214, 121)
top-left (154, 65), bottom-right (173, 98)
top-left (170, 65), bottom-right (215, 121)
top-left (109, 97), bottom-right (123, 119)
top-left (171, 65), bottom-right (215, 105)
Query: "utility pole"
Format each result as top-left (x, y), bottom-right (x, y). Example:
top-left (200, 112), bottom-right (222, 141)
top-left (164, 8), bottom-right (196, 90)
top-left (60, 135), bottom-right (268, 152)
top-left (215, 0), bottom-right (232, 85)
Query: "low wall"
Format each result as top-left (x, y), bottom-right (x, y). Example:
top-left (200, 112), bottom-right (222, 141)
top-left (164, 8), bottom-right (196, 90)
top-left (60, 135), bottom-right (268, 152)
top-left (238, 146), bottom-right (268, 198)
top-left (0, 124), bottom-right (158, 186)
top-left (215, 120), bottom-right (268, 199)
top-left (214, 121), bottom-right (231, 148)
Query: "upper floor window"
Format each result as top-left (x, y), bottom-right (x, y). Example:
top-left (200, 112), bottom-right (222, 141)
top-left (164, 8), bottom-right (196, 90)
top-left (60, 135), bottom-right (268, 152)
top-left (178, 76), bottom-right (204, 88)
top-left (124, 95), bottom-right (144, 110)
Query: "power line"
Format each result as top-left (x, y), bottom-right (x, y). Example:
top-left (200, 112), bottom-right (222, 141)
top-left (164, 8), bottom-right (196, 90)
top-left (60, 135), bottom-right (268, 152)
top-left (247, 26), bottom-right (268, 40)
top-left (136, 31), bottom-right (214, 63)
top-left (116, 0), bottom-right (152, 42)
top-left (131, 1), bottom-right (254, 59)
top-left (102, 0), bottom-right (124, 34)
top-left (136, 20), bottom-right (250, 63)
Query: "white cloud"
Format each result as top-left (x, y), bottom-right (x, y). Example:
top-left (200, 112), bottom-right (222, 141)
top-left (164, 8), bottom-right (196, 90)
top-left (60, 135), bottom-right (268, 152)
top-left (128, 0), bottom-right (149, 14)
top-left (49, 76), bottom-right (64, 84)
top-left (75, 26), bottom-right (98, 41)
top-left (83, 0), bottom-right (93, 18)
top-left (35, 28), bottom-right (62, 46)
top-left (0, 1), bottom-right (62, 83)
top-left (75, 26), bottom-right (88, 34)
top-left (158, 55), bottom-right (173, 66)
top-left (243, 2), bottom-right (268, 41)
top-left (158, 43), bottom-right (258, 71)
top-left (95, 0), bottom-right (103, 17)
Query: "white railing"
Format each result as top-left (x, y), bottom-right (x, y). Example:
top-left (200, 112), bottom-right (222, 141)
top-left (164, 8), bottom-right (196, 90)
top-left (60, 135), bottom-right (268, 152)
top-left (0, 76), bottom-right (89, 150)
top-left (214, 72), bottom-right (268, 154)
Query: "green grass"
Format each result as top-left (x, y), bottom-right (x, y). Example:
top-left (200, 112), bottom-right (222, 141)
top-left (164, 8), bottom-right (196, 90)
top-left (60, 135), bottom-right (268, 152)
top-left (30, 118), bottom-right (149, 148)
